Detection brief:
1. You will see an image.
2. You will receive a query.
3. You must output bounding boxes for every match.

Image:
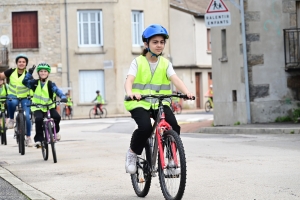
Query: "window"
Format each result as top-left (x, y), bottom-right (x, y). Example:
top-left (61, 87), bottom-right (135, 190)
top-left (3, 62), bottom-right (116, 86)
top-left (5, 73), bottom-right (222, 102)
top-left (78, 10), bottom-right (103, 47)
top-left (131, 11), bottom-right (144, 46)
top-left (221, 29), bottom-right (227, 58)
top-left (79, 70), bottom-right (105, 103)
top-left (12, 11), bottom-right (38, 49)
top-left (207, 29), bottom-right (211, 52)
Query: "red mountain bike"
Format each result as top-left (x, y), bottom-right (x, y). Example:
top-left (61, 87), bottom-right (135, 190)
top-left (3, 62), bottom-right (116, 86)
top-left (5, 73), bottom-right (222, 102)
top-left (125, 93), bottom-right (195, 200)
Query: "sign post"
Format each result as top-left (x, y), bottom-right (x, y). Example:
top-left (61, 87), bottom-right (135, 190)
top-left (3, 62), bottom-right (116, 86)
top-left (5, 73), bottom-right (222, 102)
top-left (205, 0), bottom-right (231, 27)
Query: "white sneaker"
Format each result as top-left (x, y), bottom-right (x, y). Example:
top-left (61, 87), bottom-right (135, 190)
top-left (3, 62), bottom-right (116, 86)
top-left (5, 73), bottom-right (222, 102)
top-left (164, 159), bottom-right (181, 177)
top-left (26, 137), bottom-right (33, 147)
top-left (7, 119), bottom-right (14, 129)
top-left (35, 141), bottom-right (41, 148)
top-left (56, 133), bottom-right (61, 141)
top-left (125, 149), bottom-right (137, 174)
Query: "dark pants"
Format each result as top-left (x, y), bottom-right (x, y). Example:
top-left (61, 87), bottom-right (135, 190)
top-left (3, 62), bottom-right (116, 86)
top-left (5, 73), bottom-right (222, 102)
top-left (96, 104), bottom-right (103, 113)
top-left (34, 109), bottom-right (61, 142)
top-left (130, 105), bottom-right (180, 155)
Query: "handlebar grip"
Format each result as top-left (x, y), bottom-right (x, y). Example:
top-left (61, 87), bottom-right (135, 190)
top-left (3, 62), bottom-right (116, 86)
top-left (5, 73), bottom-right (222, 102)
top-left (124, 96), bottom-right (138, 101)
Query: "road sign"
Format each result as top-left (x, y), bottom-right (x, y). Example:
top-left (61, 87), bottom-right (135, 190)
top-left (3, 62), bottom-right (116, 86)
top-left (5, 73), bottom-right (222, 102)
top-left (205, 0), bottom-right (231, 27)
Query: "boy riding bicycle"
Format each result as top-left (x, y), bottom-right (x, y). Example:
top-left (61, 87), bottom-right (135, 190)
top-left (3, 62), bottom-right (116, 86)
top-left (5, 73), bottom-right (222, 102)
top-left (91, 90), bottom-right (104, 114)
top-left (22, 63), bottom-right (67, 147)
top-left (124, 24), bottom-right (194, 174)
top-left (0, 54), bottom-right (34, 146)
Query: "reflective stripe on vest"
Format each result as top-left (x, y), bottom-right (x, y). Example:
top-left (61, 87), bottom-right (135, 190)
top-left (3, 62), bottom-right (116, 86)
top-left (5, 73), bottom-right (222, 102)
top-left (124, 55), bottom-right (172, 111)
top-left (31, 80), bottom-right (55, 112)
top-left (7, 69), bottom-right (29, 97)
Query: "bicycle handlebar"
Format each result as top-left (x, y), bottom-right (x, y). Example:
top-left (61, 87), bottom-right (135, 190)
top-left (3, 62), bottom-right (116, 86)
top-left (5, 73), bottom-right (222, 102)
top-left (0, 96), bottom-right (32, 101)
top-left (27, 101), bottom-right (61, 108)
top-left (124, 93), bottom-right (195, 101)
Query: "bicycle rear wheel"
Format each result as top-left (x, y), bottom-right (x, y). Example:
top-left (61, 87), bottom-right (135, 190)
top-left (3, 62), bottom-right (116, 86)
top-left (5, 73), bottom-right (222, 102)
top-left (131, 140), bottom-right (152, 197)
top-left (18, 114), bottom-right (26, 155)
top-left (158, 130), bottom-right (186, 200)
top-left (176, 104), bottom-right (182, 114)
top-left (42, 122), bottom-right (49, 161)
top-left (100, 108), bottom-right (107, 118)
top-left (205, 101), bottom-right (211, 112)
top-left (48, 123), bottom-right (57, 163)
top-left (1, 112), bottom-right (7, 145)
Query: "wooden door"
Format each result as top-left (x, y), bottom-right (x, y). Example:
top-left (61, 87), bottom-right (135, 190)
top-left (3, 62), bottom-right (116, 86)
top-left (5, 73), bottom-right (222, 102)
top-left (12, 12), bottom-right (38, 49)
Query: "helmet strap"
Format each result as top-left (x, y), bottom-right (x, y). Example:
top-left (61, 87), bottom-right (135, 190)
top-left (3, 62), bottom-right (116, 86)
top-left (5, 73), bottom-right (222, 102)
top-left (147, 48), bottom-right (161, 57)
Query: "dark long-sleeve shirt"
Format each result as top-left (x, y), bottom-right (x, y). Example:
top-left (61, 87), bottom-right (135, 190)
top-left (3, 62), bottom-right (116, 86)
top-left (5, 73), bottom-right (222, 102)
top-left (22, 73), bottom-right (66, 99)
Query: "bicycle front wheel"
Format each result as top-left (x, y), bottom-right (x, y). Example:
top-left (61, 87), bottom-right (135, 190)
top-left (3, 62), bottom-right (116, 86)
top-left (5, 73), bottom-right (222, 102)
top-left (100, 108), bottom-right (107, 118)
top-left (158, 130), bottom-right (186, 200)
top-left (18, 114), bottom-right (26, 155)
top-left (1, 112), bottom-right (7, 145)
top-left (42, 122), bottom-right (49, 161)
top-left (205, 101), bottom-right (211, 112)
top-left (48, 123), bottom-right (57, 163)
top-left (62, 108), bottom-right (66, 120)
top-left (131, 140), bottom-right (152, 197)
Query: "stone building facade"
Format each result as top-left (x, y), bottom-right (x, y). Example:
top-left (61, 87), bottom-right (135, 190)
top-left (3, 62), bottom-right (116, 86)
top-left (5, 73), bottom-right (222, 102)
top-left (211, 0), bottom-right (300, 125)
top-left (0, 0), bottom-right (62, 84)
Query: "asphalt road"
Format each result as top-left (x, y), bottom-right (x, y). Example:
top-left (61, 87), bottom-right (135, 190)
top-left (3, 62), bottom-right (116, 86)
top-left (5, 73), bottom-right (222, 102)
top-left (1, 115), bottom-right (300, 200)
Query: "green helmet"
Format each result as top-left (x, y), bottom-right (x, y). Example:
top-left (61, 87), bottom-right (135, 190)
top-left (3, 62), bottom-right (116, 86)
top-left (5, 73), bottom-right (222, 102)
top-left (15, 54), bottom-right (28, 66)
top-left (37, 63), bottom-right (51, 73)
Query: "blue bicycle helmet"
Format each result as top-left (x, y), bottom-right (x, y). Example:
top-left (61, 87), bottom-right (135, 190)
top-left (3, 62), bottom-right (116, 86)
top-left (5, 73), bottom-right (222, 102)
top-left (142, 24), bottom-right (169, 42)
top-left (15, 54), bottom-right (28, 66)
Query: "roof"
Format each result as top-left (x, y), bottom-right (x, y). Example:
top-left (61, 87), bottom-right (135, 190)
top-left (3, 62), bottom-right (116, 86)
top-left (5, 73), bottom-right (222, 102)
top-left (170, 0), bottom-right (211, 17)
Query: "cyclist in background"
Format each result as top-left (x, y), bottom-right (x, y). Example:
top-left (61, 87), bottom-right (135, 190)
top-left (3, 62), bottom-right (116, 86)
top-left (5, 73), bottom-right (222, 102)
top-left (22, 63), bottom-right (67, 147)
top-left (92, 90), bottom-right (104, 114)
top-left (0, 54), bottom-right (33, 147)
top-left (123, 24), bottom-right (194, 174)
top-left (66, 93), bottom-right (73, 115)
top-left (0, 79), bottom-right (8, 118)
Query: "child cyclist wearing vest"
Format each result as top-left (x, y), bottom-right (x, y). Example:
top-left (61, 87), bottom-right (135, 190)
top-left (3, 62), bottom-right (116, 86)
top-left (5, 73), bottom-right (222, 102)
top-left (22, 63), bottom-right (67, 147)
top-left (0, 54), bottom-right (34, 147)
top-left (91, 90), bottom-right (104, 114)
top-left (124, 24), bottom-right (194, 174)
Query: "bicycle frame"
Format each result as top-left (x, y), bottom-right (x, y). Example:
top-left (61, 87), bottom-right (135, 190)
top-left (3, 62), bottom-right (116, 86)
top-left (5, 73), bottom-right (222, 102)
top-left (150, 105), bottom-right (173, 171)
top-left (44, 108), bottom-right (57, 143)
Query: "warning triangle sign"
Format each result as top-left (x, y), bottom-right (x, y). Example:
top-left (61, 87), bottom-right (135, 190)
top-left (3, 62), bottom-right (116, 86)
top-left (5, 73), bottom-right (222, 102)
top-left (206, 0), bottom-right (229, 13)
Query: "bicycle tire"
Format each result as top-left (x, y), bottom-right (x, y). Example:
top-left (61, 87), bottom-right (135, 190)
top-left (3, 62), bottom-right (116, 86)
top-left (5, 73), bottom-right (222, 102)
top-left (1, 112), bottom-right (7, 145)
top-left (131, 140), bottom-right (152, 197)
top-left (62, 108), bottom-right (66, 120)
top-left (100, 108), bottom-right (107, 118)
top-left (176, 104), bottom-right (182, 114)
top-left (42, 122), bottom-right (49, 161)
top-left (18, 113), bottom-right (26, 155)
top-left (89, 108), bottom-right (100, 119)
top-left (48, 123), bottom-right (57, 163)
top-left (205, 101), bottom-right (211, 112)
top-left (158, 130), bottom-right (186, 200)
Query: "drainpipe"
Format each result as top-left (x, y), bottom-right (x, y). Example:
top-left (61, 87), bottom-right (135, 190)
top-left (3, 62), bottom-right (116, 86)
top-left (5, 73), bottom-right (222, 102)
top-left (240, 0), bottom-right (251, 123)
top-left (64, 0), bottom-right (70, 87)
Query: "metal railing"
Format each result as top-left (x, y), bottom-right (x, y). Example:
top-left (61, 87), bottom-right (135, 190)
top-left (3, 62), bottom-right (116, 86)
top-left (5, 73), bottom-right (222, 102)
top-left (0, 47), bottom-right (8, 67)
top-left (283, 28), bottom-right (300, 71)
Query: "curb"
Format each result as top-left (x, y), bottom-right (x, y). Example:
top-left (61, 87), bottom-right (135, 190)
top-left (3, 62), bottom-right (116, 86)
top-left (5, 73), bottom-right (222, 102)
top-left (0, 166), bottom-right (53, 200)
top-left (197, 127), bottom-right (300, 134)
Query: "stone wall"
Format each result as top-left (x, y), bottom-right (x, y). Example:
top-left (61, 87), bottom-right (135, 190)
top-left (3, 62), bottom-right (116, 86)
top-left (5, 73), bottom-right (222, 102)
top-left (0, 0), bottom-right (62, 86)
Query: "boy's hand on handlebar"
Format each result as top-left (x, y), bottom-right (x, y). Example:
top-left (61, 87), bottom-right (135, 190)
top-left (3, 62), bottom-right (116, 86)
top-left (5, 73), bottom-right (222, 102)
top-left (127, 93), bottom-right (141, 100)
top-left (60, 98), bottom-right (68, 103)
top-left (185, 92), bottom-right (195, 100)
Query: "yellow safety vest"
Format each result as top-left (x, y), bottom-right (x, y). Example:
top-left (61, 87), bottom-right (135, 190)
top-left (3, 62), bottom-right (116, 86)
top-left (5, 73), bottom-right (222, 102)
top-left (31, 80), bottom-right (55, 112)
top-left (7, 69), bottom-right (29, 98)
top-left (124, 55), bottom-right (172, 111)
